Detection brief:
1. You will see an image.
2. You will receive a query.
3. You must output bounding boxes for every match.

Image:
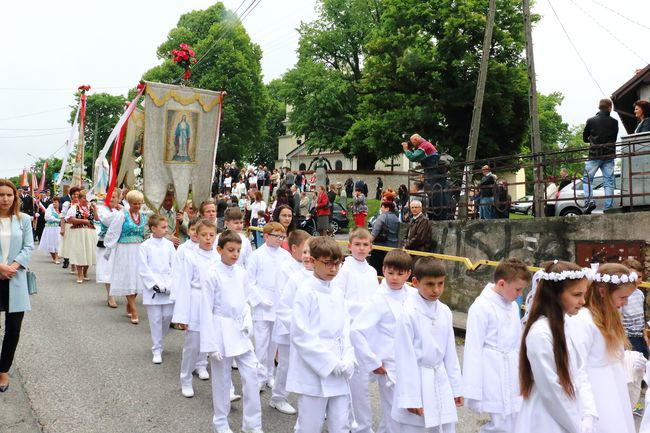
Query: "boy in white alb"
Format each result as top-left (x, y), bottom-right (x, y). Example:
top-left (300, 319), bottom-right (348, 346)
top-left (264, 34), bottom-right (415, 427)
top-left (170, 217), bottom-right (200, 304)
top-left (172, 218), bottom-right (219, 398)
top-left (332, 227), bottom-right (380, 433)
top-left (200, 230), bottom-right (264, 433)
top-left (463, 258), bottom-right (531, 433)
top-left (218, 207), bottom-right (252, 267)
top-left (286, 236), bottom-right (356, 433)
top-left (351, 249), bottom-right (415, 433)
top-left (270, 229), bottom-right (311, 415)
top-left (247, 222), bottom-right (291, 389)
top-left (138, 214), bottom-right (177, 364)
top-left (392, 257), bottom-right (463, 433)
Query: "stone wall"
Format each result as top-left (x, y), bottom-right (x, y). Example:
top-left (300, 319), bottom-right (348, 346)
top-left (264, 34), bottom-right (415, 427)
top-left (416, 212), bottom-right (650, 312)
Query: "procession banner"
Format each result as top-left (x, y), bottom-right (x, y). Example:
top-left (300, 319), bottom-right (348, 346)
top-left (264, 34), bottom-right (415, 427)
top-left (116, 108), bottom-right (144, 188)
top-left (56, 103), bottom-right (80, 186)
top-left (143, 81), bottom-right (223, 210)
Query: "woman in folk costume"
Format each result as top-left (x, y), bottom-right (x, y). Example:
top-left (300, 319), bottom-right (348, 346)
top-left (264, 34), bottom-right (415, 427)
top-left (515, 260), bottom-right (597, 433)
top-left (58, 185), bottom-right (80, 271)
top-left (96, 190), bottom-right (121, 308)
top-left (64, 189), bottom-right (98, 284)
top-left (38, 196), bottom-right (62, 263)
top-left (104, 190), bottom-right (146, 324)
top-left (569, 262), bottom-right (640, 433)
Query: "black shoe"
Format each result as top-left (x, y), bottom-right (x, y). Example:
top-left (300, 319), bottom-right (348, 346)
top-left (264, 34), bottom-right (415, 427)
top-left (62, 259), bottom-right (69, 269)
top-left (0, 383), bottom-right (8, 392)
top-left (584, 202), bottom-right (597, 215)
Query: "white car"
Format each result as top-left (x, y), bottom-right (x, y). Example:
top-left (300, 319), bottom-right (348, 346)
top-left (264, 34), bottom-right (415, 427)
top-left (552, 174), bottom-right (621, 216)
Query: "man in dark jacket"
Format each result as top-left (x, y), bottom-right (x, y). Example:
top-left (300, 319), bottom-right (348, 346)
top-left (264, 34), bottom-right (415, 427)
top-left (403, 200), bottom-right (433, 252)
top-left (478, 165), bottom-right (496, 219)
top-left (582, 98), bottom-right (618, 213)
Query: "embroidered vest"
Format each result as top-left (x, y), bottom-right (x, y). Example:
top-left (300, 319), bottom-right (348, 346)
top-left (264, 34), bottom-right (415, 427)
top-left (118, 210), bottom-right (145, 244)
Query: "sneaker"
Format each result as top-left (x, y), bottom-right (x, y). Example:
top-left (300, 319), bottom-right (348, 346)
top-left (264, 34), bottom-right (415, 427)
top-left (241, 428), bottom-right (264, 433)
top-left (181, 384), bottom-right (194, 398)
top-left (634, 403), bottom-right (644, 417)
top-left (269, 399), bottom-right (297, 415)
top-left (584, 201), bottom-right (597, 215)
top-left (230, 392), bottom-right (242, 402)
top-left (266, 377), bottom-right (275, 389)
top-left (152, 354), bottom-right (162, 364)
top-left (195, 367), bottom-right (210, 380)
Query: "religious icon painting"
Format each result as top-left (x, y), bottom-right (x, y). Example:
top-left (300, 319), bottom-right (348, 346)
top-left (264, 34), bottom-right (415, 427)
top-left (164, 109), bottom-right (199, 164)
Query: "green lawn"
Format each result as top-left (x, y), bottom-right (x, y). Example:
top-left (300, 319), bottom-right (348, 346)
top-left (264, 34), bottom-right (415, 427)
top-left (342, 198), bottom-right (381, 229)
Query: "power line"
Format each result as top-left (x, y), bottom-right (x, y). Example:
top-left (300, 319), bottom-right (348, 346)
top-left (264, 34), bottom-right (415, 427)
top-left (0, 106), bottom-right (70, 122)
top-left (546, 0), bottom-right (607, 96)
top-left (0, 127), bottom-right (69, 131)
top-left (0, 131), bottom-right (69, 139)
top-left (590, 0), bottom-right (650, 32)
top-left (233, 0), bottom-right (248, 14)
top-left (240, 0), bottom-right (263, 21)
top-left (567, 0), bottom-right (648, 64)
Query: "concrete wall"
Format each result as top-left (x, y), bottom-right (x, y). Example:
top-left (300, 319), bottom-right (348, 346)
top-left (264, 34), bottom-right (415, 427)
top-left (416, 212), bottom-right (650, 312)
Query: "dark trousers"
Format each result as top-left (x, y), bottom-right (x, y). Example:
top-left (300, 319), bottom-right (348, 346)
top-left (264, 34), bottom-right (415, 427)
top-left (0, 311), bottom-right (24, 372)
top-left (368, 249), bottom-right (387, 277)
top-left (629, 335), bottom-right (648, 358)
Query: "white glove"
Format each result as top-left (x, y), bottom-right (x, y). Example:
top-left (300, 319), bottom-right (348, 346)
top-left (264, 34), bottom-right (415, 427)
top-left (581, 415), bottom-right (596, 433)
top-left (210, 351), bottom-right (223, 361)
top-left (332, 361), bottom-right (347, 377)
top-left (241, 324), bottom-right (251, 337)
top-left (342, 360), bottom-right (355, 379)
top-left (103, 249), bottom-right (112, 261)
top-left (633, 351), bottom-right (647, 371)
top-left (261, 299), bottom-right (273, 309)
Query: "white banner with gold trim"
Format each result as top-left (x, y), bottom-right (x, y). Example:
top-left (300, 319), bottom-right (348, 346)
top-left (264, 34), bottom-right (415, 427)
top-left (143, 81), bottom-right (223, 210)
top-left (117, 108), bottom-right (144, 188)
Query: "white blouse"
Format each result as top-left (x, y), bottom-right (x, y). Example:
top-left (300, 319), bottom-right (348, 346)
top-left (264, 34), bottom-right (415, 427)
top-left (0, 217), bottom-right (11, 265)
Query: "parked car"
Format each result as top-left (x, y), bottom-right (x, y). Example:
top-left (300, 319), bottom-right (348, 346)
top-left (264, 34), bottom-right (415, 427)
top-left (552, 174), bottom-right (621, 216)
top-left (299, 201), bottom-right (349, 236)
top-left (510, 195), bottom-right (534, 214)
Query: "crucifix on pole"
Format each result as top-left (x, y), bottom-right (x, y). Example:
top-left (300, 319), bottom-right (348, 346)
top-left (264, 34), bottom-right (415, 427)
top-left (385, 157), bottom-right (400, 172)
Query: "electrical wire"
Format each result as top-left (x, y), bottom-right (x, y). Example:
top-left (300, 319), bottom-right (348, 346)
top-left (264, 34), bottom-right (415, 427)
top-left (546, 0), bottom-right (607, 96)
top-left (590, 0), bottom-right (650, 32)
top-left (0, 131), bottom-right (69, 139)
top-left (0, 106), bottom-right (70, 122)
top-left (0, 127), bottom-right (70, 131)
top-left (567, 0), bottom-right (648, 64)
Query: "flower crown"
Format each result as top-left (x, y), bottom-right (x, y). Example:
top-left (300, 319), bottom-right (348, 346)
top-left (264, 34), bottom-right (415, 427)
top-left (539, 268), bottom-right (592, 282)
top-left (593, 272), bottom-right (638, 284)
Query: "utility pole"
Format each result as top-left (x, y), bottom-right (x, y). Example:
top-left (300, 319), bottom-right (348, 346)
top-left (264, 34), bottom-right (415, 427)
top-left (459, 0), bottom-right (496, 218)
top-left (523, 0), bottom-right (544, 217)
top-left (92, 112), bottom-right (99, 180)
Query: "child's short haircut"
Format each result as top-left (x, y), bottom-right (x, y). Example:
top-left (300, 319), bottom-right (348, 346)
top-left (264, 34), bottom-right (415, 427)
top-left (218, 229), bottom-right (242, 249)
top-left (195, 218), bottom-right (217, 234)
top-left (621, 258), bottom-right (644, 276)
top-left (349, 227), bottom-right (372, 243)
top-left (288, 229), bottom-right (311, 249)
top-left (224, 206), bottom-right (243, 222)
top-left (309, 237), bottom-right (343, 261)
top-left (383, 249), bottom-right (412, 272)
top-left (493, 258), bottom-right (532, 283)
top-left (147, 214), bottom-right (168, 229)
top-left (413, 257), bottom-right (446, 280)
top-left (257, 210), bottom-right (266, 218)
top-left (263, 221), bottom-right (285, 235)
top-left (188, 215), bottom-right (201, 229)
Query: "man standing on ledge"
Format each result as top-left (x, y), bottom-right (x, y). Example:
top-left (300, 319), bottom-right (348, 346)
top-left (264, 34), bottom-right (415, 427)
top-left (401, 133), bottom-right (438, 167)
top-left (582, 98), bottom-right (618, 214)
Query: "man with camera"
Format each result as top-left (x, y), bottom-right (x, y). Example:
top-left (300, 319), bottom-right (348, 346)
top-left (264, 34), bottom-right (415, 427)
top-left (401, 133), bottom-right (438, 167)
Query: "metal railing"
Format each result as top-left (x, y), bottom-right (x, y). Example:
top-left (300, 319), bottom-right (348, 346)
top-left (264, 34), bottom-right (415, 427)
top-left (407, 132), bottom-right (650, 220)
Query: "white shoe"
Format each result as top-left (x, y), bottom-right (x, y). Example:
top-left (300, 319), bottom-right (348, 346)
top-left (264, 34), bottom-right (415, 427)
top-left (231, 359), bottom-right (238, 369)
top-left (241, 428), bottom-right (264, 433)
top-left (216, 429), bottom-right (234, 433)
top-left (181, 384), bottom-right (194, 398)
top-left (230, 392), bottom-right (242, 402)
top-left (259, 383), bottom-right (266, 392)
top-left (266, 377), bottom-right (275, 389)
top-left (152, 354), bottom-right (162, 364)
top-left (269, 399), bottom-right (297, 415)
top-left (195, 367), bottom-right (210, 380)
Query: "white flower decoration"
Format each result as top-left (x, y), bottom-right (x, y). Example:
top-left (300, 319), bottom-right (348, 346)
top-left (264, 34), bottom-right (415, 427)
top-left (602, 274), bottom-right (611, 283)
top-left (611, 275), bottom-right (621, 284)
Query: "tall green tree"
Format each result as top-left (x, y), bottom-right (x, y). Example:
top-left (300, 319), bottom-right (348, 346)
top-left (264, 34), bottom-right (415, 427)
top-left (254, 79), bottom-right (286, 167)
top-left (142, 2), bottom-right (267, 164)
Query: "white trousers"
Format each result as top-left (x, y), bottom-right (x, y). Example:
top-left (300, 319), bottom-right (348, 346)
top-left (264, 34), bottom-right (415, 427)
top-left (271, 343), bottom-right (290, 403)
top-left (398, 422), bottom-right (455, 433)
top-left (210, 350), bottom-right (262, 432)
top-left (253, 320), bottom-right (277, 385)
top-left (480, 413), bottom-right (517, 433)
top-left (146, 304), bottom-right (173, 355)
top-left (376, 374), bottom-right (399, 433)
top-left (296, 394), bottom-right (349, 433)
top-left (179, 330), bottom-right (208, 386)
top-left (350, 367), bottom-right (374, 433)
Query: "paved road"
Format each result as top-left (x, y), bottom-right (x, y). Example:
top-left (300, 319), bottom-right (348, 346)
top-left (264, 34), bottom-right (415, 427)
top-left (1, 249), bottom-right (489, 433)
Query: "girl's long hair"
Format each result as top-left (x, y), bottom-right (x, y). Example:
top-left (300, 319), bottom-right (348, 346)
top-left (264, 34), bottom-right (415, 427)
top-left (520, 260), bottom-right (584, 400)
top-left (586, 262), bottom-right (632, 356)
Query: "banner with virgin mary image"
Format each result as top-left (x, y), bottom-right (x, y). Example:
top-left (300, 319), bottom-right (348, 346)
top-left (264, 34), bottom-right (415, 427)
top-left (142, 81), bottom-right (223, 210)
top-left (116, 108), bottom-right (144, 188)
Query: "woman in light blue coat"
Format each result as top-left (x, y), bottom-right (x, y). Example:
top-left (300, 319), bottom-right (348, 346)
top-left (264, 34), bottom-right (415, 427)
top-left (0, 179), bottom-right (34, 392)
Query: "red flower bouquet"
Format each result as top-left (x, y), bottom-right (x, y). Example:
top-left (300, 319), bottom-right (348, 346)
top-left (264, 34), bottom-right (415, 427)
top-left (170, 43), bottom-right (197, 80)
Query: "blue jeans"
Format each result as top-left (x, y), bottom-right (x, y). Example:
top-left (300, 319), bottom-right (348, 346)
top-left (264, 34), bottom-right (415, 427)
top-left (479, 197), bottom-right (495, 219)
top-left (583, 159), bottom-right (615, 209)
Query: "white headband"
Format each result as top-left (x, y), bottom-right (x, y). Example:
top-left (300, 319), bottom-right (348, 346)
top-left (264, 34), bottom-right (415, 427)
top-left (593, 272), bottom-right (638, 284)
top-left (539, 268), bottom-right (592, 282)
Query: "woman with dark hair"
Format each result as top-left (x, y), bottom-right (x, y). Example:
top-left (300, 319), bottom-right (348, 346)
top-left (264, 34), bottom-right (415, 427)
top-left (516, 261), bottom-right (596, 433)
top-left (375, 177), bottom-right (383, 200)
top-left (274, 204), bottom-right (295, 251)
top-left (634, 100), bottom-right (650, 133)
top-left (0, 179), bottom-right (33, 392)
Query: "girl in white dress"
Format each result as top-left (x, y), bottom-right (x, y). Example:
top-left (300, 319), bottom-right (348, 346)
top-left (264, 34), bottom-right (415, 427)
top-left (516, 260), bottom-right (597, 433)
top-left (570, 262), bottom-right (640, 433)
top-left (38, 196), bottom-right (61, 263)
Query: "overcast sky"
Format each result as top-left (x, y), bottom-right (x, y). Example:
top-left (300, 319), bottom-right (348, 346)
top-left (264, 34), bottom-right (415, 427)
top-left (1, 0), bottom-right (648, 177)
